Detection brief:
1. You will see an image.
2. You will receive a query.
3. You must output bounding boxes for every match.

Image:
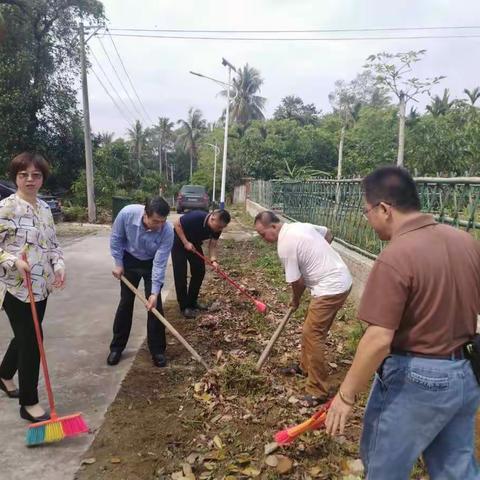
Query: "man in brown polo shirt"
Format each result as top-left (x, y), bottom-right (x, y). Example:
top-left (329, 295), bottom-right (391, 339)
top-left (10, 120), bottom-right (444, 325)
top-left (325, 166), bottom-right (480, 479)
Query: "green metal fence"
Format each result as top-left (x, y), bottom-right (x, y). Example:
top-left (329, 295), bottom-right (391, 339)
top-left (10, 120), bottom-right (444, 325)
top-left (250, 177), bottom-right (480, 257)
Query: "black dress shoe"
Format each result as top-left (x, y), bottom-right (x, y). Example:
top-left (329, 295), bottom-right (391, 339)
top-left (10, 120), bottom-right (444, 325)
top-left (182, 307), bottom-right (197, 319)
top-left (107, 351), bottom-right (122, 366)
top-left (0, 378), bottom-right (19, 398)
top-left (192, 301), bottom-right (209, 311)
top-left (152, 353), bottom-right (167, 368)
top-left (20, 406), bottom-right (51, 423)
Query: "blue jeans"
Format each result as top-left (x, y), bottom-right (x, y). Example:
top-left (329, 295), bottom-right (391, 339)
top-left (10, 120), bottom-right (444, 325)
top-left (360, 354), bottom-right (480, 480)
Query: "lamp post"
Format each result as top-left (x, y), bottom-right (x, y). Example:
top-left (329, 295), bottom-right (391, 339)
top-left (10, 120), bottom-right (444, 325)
top-left (219, 58), bottom-right (236, 209)
top-left (190, 57), bottom-right (237, 210)
top-left (205, 143), bottom-right (220, 205)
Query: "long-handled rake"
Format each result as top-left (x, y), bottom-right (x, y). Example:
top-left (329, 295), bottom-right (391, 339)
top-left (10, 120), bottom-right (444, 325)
top-left (256, 307), bottom-right (294, 370)
top-left (120, 275), bottom-right (209, 370)
top-left (192, 249), bottom-right (267, 314)
top-left (23, 254), bottom-right (88, 446)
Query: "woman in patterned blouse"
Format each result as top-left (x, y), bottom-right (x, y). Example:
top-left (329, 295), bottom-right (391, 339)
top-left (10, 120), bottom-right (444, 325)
top-left (0, 152), bottom-right (65, 423)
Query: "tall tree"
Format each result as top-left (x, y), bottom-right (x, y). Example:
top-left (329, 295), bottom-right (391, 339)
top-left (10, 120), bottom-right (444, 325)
top-left (464, 87), bottom-right (480, 106)
top-left (220, 64), bottom-right (266, 126)
top-left (273, 95), bottom-right (319, 125)
top-left (0, 0), bottom-right (104, 183)
top-left (176, 108), bottom-right (206, 180)
top-left (365, 50), bottom-right (444, 166)
top-left (127, 120), bottom-right (145, 170)
top-left (426, 89), bottom-right (455, 117)
top-left (152, 117), bottom-right (174, 176)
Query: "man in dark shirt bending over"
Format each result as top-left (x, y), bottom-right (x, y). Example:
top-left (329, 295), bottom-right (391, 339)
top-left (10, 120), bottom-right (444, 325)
top-left (172, 209), bottom-right (231, 318)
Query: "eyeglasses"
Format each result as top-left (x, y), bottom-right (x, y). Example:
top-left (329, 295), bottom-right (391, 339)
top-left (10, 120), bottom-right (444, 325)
top-left (362, 202), bottom-right (392, 220)
top-left (362, 203), bottom-right (380, 220)
top-left (17, 171), bottom-right (43, 181)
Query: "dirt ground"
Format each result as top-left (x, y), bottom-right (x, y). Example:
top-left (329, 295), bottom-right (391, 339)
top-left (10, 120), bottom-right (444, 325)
top-left (73, 219), bottom-right (475, 480)
top-left (74, 235), bottom-right (369, 480)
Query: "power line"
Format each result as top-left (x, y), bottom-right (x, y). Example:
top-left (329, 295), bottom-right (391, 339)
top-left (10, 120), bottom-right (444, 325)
top-left (107, 25), bottom-right (480, 34)
top-left (96, 35), bottom-right (148, 125)
top-left (106, 28), bottom-right (154, 124)
top-left (90, 67), bottom-right (135, 128)
top-left (105, 33), bottom-right (480, 41)
top-left (90, 48), bottom-right (137, 124)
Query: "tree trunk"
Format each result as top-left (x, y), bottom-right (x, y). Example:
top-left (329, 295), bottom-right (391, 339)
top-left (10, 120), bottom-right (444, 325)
top-left (189, 150), bottom-right (193, 181)
top-left (397, 92), bottom-right (406, 167)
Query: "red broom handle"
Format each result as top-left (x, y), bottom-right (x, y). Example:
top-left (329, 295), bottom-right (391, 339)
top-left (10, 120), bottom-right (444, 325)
top-left (192, 248), bottom-right (261, 306)
top-left (22, 253), bottom-right (57, 418)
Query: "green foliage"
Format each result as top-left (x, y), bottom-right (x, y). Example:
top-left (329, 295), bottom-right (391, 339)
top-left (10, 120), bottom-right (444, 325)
top-left (341, 107), bottom-right (398, 175)
top-left (273, 95), bottom-right (320, 125)
top-left (0, 0), bottom-right (104, 190)
top-left (220, 63), bottom-right (266, 126)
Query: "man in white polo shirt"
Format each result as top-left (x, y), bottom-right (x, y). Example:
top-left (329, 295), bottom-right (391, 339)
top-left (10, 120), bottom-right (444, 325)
top-left (255, 211), bottom-right (352, 405)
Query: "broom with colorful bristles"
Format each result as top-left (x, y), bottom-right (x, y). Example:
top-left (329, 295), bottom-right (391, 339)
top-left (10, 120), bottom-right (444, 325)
top-left (274, 398), bottom-right (332, 445)
top-left (23, 253), bottom-right (89, 446)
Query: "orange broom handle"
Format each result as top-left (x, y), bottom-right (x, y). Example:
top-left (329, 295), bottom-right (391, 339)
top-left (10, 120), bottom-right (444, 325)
top-left (192, 249), bottom-right (262, 305)
top-left (22, 253), bottom-right (57, 418)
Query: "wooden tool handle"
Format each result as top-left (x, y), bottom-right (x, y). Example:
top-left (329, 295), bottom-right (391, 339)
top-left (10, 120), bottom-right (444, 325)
top-left (120, 275), bottom-right (209, 371)
top-left (256, 307), bottom-right (294, 370)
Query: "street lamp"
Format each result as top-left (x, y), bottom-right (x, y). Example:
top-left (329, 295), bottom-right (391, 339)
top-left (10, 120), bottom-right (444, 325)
top-left (205, 143), bottom-right (220, 205)
top-left (189, 57), bottom-right (237, 210)
top-left (220, 58), bottom-right (237, 210)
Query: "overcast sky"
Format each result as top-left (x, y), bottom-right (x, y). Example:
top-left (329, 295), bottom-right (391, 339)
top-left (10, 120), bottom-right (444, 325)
top-left (84, 0), bottom-right (480, 137)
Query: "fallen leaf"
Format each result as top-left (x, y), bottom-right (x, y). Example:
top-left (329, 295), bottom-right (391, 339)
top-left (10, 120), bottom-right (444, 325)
top-left (110, 457), bottom-right (121, 464)
top-left (241, 466), bottom-right (261, 477)
top-left (342, 458), bottom-right (364, 475)
top-left (81, 457), bottom-right (96, 465)
top-left (265, 455), bottom-right (278, 467)
top-left (182, 463), bottom-right (193, 475)
top-left (186, 453), bottom-right (199, 464)
top-left (264, 442), bottom-right (279, 455)
top-left (213, 435), bottom-right (223, 449)
top-left (309, 466), bottom-right (321, 476)
top-left (276, 455), bottom-right (293, 475)
top-left (328, 362), bottom-right (338, 369)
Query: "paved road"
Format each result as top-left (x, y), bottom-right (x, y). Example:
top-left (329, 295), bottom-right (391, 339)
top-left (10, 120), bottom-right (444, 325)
top-left (0, 229), bottom-right (176, 480)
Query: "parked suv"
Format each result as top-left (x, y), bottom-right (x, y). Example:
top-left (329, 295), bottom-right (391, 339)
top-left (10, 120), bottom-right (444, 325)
top-left (176, 185), bottom-right (209, 213)
top-left (0, 180), bottom-right (63, 222)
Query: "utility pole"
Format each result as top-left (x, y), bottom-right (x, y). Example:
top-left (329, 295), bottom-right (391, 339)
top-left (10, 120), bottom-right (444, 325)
top-left (79, 22), bottom-right (96, 223)
top-left (220, 57), bottom-right (236, 210)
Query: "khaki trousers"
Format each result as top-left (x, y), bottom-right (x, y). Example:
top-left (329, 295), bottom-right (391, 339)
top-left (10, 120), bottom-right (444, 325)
top-left (300, 289), bottom-right (351, 397)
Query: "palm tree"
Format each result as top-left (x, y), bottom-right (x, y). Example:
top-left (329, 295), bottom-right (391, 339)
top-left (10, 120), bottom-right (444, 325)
top-left (220, 64), bottom-right (266, 126)
top-left (176, 108), bottom-right (206, 180)
top-left (153, 117), bottom-right (174, 175)
top-left (426, 89), bottom-right (455, 116)
top-left (127, 120), bottom-right (145, 169)
top-left (98, 131), bottom-right (114, 146)
top-left (464, 87), bottom-right (480, 106)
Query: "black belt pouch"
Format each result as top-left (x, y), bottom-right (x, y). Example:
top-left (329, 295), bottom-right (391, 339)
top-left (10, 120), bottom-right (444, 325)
top-left (464, 334), bottom-right (480, 385)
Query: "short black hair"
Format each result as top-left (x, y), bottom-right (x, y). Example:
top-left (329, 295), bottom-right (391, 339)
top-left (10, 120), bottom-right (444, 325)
top-left (10, 152), bottom-right (50, 184)
top-left (145, 197), bottom-right (170, 217)
top-left (254, 210), bottom-right (281, 226)
top-left (212, 209), bottom-right (231, 224)
top-left (362, 166), bottom-right (421, 212)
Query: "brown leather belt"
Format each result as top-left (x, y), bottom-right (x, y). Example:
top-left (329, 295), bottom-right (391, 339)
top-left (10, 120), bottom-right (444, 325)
top-left (391, 346), bottom-right (465, 360)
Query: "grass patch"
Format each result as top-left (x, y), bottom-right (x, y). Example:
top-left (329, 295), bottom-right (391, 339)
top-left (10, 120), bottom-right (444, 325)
top-left (345, 320), bottom-right (366, 356)
top-left (218, 358), bottom-right (270, 396)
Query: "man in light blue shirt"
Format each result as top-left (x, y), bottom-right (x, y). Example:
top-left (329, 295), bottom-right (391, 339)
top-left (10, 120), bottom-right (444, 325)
top-left (108, 197), bottom-right (174, 368)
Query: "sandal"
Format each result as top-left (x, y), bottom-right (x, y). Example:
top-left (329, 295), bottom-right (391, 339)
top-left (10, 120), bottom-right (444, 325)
top-left (280, 364), bottom-right (306, 377)
top-left (299, 394), bottom-right (326, 408)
